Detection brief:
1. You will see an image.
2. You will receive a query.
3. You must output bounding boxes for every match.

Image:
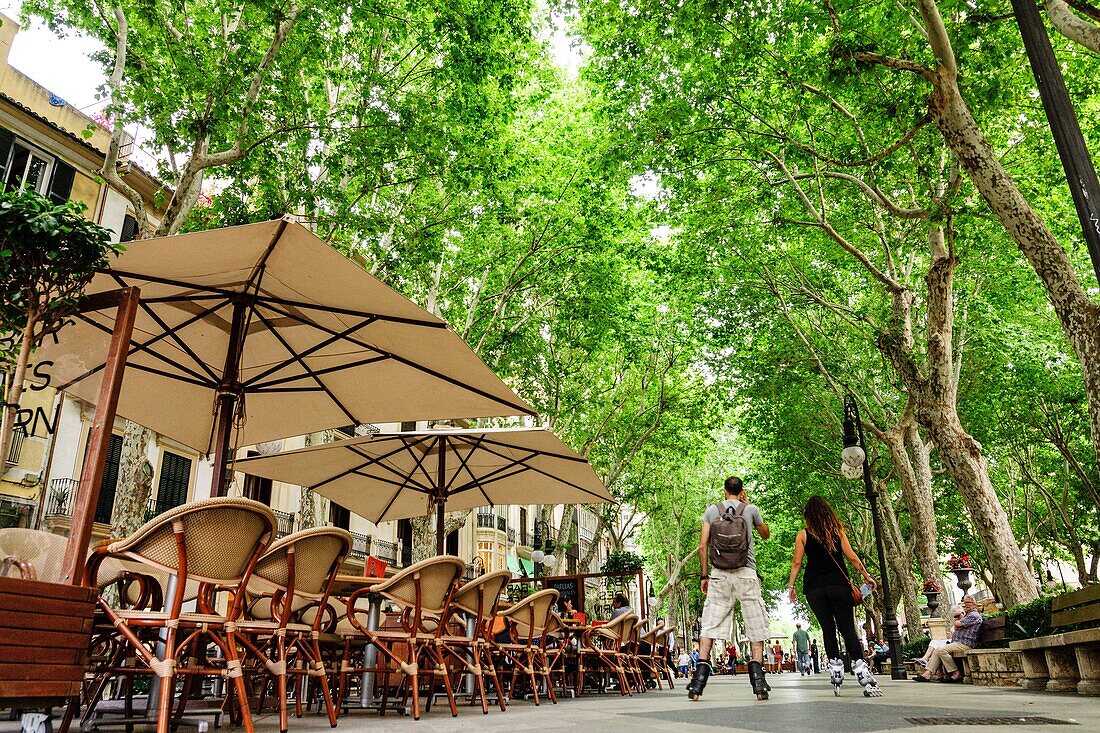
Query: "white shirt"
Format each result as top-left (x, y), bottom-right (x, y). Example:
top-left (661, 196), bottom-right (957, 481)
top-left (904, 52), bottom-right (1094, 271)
top-left (677, 653), bottom-right (691, 666)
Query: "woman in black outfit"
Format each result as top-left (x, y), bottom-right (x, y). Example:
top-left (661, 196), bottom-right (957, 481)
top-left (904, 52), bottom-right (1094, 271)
top-left (787, 495), bottom-right (881, 695)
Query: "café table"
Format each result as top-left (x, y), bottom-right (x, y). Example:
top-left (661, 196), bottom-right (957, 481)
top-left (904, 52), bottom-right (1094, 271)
top-left (331, 575), bottom-right (386, 708)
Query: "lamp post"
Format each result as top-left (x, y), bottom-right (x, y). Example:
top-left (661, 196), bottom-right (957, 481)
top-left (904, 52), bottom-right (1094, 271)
top-left (842, 395), bottom-right (906, 680)
top-left (531, 519), bottom-right (557, 579)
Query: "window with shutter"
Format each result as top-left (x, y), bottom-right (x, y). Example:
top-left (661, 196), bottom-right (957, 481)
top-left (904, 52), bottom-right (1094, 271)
top-left (94, 434), bottom-right (124, 524)
top-left (0, 127), bottom-right (14, 183)
top-left (120, 214), bottom-right (139, 243)
top-left (47, 160), bottom-right (75, 205)
top-left (155, 452), bottom-right (192, 514)
top-left (329, 502), bottom-right (350, 530)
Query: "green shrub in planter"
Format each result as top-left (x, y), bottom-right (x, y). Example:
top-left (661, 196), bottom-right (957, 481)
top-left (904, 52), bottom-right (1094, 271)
top-left (900, 636), bottom-right (930, 660)
top-left (1001, 596), bottom-right (1053, 641)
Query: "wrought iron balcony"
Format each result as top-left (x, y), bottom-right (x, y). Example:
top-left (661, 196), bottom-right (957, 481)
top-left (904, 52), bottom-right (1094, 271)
top-left (373, 539), bottom-right (398, 566)
top-left (45, 478), bottom-right (79, 518)
top-left (507, 528), bottom-right (515, 543)
top-left (348, 532), bottom-right (372, 561)
top-left (273, 510), bottom-right (295, 539)
top-left (497, 515), bottom-right (507, 532)
top-left (6, 427), bottom-right (25, 466)
top-left (476, 512), bottom-right (495, 529)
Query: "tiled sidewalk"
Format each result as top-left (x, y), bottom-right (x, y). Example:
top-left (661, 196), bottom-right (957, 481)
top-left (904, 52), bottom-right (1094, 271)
top-left (6, 672), bottom-right (1094, 733)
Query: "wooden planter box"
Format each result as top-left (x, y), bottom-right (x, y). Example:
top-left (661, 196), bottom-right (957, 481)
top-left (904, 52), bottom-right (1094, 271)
top-left (0, 575), bottom-right (95, 704)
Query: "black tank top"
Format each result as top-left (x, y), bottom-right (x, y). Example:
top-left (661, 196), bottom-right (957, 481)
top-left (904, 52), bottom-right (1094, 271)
top-left (802, 531), bottom-right (849, 590)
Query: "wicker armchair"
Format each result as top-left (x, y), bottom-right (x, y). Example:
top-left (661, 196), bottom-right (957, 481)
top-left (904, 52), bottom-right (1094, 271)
top-left (84, 497), bottom-right (275, 733)
top-left (493, 588), bottom-right (559, 706)
top-left (437, 570), bottom-right (512, 714)
top-left (347, 555), bottom-right (465, 720)
top-left (577, 612), bottom-right (638, 696)
top-left (236, 527), bottom-right (351, 733)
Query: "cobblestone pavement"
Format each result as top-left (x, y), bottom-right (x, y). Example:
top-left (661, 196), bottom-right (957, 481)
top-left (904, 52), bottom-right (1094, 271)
top-left (8, 672), bottom-right (1095, 733)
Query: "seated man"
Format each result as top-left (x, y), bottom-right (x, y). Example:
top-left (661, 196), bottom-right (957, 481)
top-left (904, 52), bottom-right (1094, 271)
top-left (610, 592), bottom-right (632, 620)
top-left (911, 609), bottom-right (958, 668)
top-left (913, 596), bottom-right (982, 683)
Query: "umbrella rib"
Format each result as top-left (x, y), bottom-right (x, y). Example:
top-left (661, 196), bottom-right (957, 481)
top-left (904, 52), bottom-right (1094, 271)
top-left (374, 480), bottom-right (409, 525)
top-left (452, 461), bottom-right (612, 504)
top-left (245, 219), bottom-right (288, 291)
top-left (447, 441), bottom-right (612, 502)
top-left (448, 435), bottom-right (496, 508)
top-left (248, 386), bottom-right (325, 393)
top-left (459, 434), bottom-right (588, 463)
top-left (249, 354), bottom-right (389, 390)
top-left (349, 468), bottom-right (434, 493)
top-left (396, 436), bottom-right (443, 497)
top-left (343, 441), bottom-right (436, 492)
top-left (262, 302), bottom-right (533, 416)
top-left (104, 269), bottom-right (447, 328)
top-left (110, 272), bottom-right (222, 383)
top-left (249, 310), bottom-right (357, 422)
top-left (56, 312), bottom-right (220, 391)
top-left (443, 434), bottom-right (486, 494)
top-left (241, 311), bottom-right (379, 387)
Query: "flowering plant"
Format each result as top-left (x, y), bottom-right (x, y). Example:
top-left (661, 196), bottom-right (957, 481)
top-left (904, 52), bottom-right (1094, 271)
top-left (946, 553), bottom-right (973, 570)
top-left (922, 579), bottom-right (941, 593)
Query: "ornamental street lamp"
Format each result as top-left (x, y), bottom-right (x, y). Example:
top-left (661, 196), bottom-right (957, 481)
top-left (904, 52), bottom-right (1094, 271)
top-left (531, 519), bottom-right (557, 578)
top-left (842, 395), bottom-right (906, 680)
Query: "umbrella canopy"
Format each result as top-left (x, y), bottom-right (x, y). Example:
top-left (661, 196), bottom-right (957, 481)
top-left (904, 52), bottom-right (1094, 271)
top-left (232, 427), bottom-right (614, 554)
top-left (35, 218), bottom-right (534, 483)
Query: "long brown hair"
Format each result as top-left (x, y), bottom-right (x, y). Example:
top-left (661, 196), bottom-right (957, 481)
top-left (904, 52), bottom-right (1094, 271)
top-left (803, 495), bottom-right (843, 551)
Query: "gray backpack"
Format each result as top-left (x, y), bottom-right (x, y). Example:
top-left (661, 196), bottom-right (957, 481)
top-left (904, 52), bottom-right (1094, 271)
top-left (709, 502), bottom-right (751, 570)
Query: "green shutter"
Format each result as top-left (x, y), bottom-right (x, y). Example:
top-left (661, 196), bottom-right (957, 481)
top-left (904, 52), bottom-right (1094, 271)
top-left (156, 452), bottom-right (192, 513)
top-left (94, 434), bottom-right (124, 524)
top-left (47, 160), bottom-right (75, 205)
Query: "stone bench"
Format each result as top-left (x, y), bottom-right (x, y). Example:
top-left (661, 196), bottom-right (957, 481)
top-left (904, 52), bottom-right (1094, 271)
top-left (944, 615), bottom-right (1009, 684)
top-left (1008, 584), bottom-right (1100, 695)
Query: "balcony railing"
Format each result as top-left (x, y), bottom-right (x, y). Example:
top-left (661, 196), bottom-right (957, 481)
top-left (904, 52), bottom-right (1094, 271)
top-left (373, 539), bottom-right (398, 566)
top-left (400, 544), bottom-right (412, 568)
top-left (6, 427), bottom-right (25, 465)
top-left (476, 512), bottom-right (495, 529)
top-left (348, 532), bottom-right (372, 562)
top-left (46, 477), bottom-right (79, 518)
top-left (507, 528), bottom-right (515, 543)
top-left (497, 515), bottom-right (507, 532)
top-left (273, 510), bottom-right (295, 539)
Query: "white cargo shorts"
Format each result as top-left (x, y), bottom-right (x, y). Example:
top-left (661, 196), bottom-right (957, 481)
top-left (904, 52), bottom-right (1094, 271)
top-left (699, 566), bottom-right (771, 643)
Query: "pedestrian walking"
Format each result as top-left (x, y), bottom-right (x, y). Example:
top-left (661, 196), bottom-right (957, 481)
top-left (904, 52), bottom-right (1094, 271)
top-left (810, 639), bottom-right (820, 673)
top-left (786, 495), bottom-right (883, 697)
top-left (793, 623), bottom-right (811, 675)
top-left (686, 476), bottom-right (773, 702)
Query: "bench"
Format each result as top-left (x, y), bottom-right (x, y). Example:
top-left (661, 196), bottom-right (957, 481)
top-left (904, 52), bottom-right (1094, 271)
top-left (1009, 584), bottom-right (1100, 695)
top-left (917, 616), bottom-right (1023, 686)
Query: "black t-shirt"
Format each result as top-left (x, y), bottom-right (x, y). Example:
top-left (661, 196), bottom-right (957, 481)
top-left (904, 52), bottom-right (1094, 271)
top-left (803, 531), bottom-right (849, 590)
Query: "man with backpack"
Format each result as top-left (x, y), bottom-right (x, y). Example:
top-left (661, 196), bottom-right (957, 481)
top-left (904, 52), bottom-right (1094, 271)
top-left (687, 476), bottom-right (772, 702)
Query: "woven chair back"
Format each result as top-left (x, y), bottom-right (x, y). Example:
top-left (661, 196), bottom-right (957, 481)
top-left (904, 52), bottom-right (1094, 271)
top-left (252, 527), bottom-right (352, 597)
top-left (451, 570), bottom-right (512, 621)
top-left (0, 528), bottom-right (67, 582)
top-left (376, 555), bottom-right (465, 616)
top-left (105, 497), bottom-right (275, 584)
top-left (502, 588), bottom-right (559, 642)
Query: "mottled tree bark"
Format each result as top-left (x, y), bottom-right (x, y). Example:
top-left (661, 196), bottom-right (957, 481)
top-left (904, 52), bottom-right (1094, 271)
top-left (110, 420), bottom-right (153, 537)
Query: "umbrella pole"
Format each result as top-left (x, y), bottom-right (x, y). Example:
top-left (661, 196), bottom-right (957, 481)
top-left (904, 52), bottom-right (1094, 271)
top-left (435, 437), bottom-right (447, 556)
top-left (210, 301), bottom-right (247, 497)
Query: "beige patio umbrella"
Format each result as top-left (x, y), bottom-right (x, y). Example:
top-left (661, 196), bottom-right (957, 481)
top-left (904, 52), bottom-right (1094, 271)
top-left (34, 218), bottom-right (533, 493)
top-left (232, 427), bottom-right (614, 554)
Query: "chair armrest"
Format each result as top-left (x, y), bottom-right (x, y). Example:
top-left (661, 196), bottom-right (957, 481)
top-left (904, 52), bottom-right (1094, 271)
top-left (0, 556), bottom-right (35, 580)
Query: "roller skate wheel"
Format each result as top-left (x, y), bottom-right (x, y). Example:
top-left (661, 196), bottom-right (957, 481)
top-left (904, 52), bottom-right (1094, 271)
top-left (756, 692), bottom-right (769, 700)
top-left (689, 693), bottom-right (699, 701)
top-left (834, 687), bottom-right (840, 696)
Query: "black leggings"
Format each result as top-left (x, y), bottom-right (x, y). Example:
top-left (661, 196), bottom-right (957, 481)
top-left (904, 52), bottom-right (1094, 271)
top-left (805, 583), bottom-right (862, 663)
